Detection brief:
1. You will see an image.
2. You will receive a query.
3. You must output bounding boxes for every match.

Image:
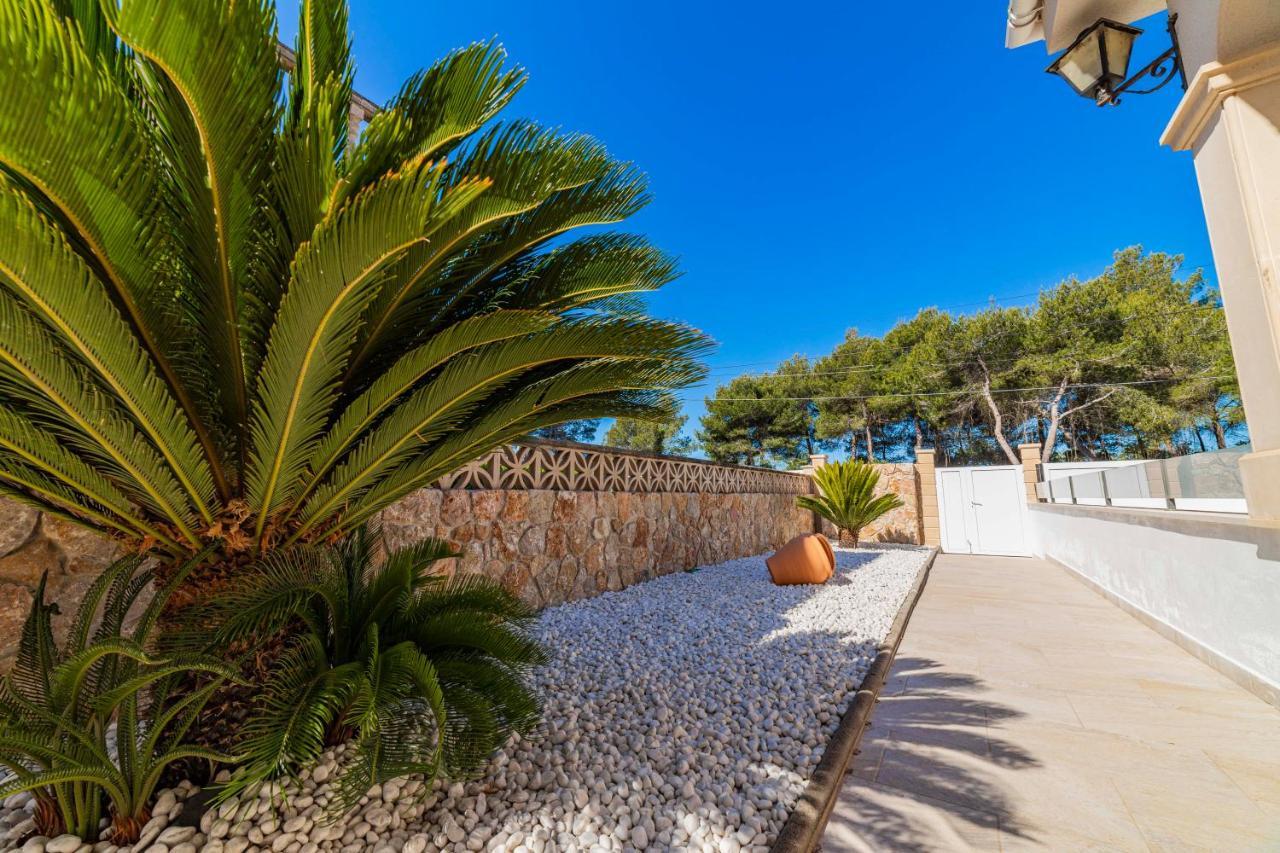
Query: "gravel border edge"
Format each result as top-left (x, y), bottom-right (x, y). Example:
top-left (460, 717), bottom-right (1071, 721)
top-left (768, 547), bottom-right (939, 853)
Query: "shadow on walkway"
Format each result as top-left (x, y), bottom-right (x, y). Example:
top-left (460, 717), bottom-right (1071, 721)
top-left (823, 658), bottom-right (1038, 851)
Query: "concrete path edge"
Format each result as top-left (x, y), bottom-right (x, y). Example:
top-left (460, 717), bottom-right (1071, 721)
top-left (770, 547), bottom-right (940, 853)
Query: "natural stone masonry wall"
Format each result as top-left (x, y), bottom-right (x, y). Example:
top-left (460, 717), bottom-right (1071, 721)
top-left (0, 503), bottom-right (123, 667)
top-left (380, 489), bottom-right (815, 608)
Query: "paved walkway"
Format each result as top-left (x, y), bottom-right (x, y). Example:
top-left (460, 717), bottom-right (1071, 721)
top-left (821, 554), bottom-right (1280, 851)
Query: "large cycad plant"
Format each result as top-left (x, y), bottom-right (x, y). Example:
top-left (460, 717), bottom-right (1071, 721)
top-left (0, 0), bottom-right (706, 564)
top-left (797, 460), bottom-right (904, 546)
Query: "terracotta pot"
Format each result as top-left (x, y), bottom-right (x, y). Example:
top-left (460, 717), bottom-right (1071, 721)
top-left (765, 533), bottom-right (835, 585)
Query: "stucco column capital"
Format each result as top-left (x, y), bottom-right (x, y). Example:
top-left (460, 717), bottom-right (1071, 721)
top-left (1162, 41), bottom-right (1280, 150)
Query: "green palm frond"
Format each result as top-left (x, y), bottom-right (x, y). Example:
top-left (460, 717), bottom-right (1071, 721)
top-left (336, 41), bottom-right (525, 208)
top-left (516, 233), bottom-right (680, 313)
top-left (220, 636), bottom-right (360, 800)
top-left (205, 546), bottom-right (335, 646)
top-left (301, 309), bottom-right (555, 502)
top-left (288, 0), bottom-right (353, 148)
top-left (0, 292), bottom-right (200, 543)
top-left (0, 183), bottom-right (216, 522)
top-left (797, 460), bottom-right (905, 545)
top-left (0, 1), bottom-right (189, 405)
top-left (246, 158), bottom-right (487, 535)
top-left (106, 0), bottom-right (281, 443)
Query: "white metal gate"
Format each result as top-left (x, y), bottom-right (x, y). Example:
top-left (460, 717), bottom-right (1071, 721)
top-left (935, 465), bottom-right (1031, 556)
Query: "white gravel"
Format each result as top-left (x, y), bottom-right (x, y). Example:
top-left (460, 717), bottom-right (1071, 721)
top-left (1, 545), bottom-right (930, 853)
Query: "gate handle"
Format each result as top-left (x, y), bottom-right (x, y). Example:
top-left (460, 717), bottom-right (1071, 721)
top-left (971, 501), bottom-right (983, 506)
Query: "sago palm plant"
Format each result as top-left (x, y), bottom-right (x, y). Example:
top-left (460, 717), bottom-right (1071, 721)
top-left (797, 460), bottom-right (904, 546)
top-left (204, 525), bottom-right (545, 812)
top-left (0, 0), bottom-right (706, 567)
top-left (0, 552), bottom-right (240, 843)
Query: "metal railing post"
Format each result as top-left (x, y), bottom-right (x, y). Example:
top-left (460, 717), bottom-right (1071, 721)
top-left (1158, 461), bottom-right (1177, 510)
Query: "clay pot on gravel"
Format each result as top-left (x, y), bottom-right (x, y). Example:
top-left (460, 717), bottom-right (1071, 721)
top-left (765, 533), bottom-right (835, 585)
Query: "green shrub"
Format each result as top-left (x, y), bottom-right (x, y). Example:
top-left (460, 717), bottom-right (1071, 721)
top-left (0, 552), bottom-right (240, 843)
top-left (0, 0), bottom-right (705, 562)
top-left (205, 526), bottom-right (545, 812)
top-left (797, 460), bottom-right (905, 546)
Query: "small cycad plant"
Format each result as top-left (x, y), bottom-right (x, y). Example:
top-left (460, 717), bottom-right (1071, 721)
top-left (0, 552), bottom-right (241, 843)
top-left (797, 460), bottom-right (904, 546)
top-left (205, 525), bottom-right (545, 812)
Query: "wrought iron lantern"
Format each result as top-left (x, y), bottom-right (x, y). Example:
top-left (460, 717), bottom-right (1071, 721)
top-left (1046, 14), bottom-right (1187, 106)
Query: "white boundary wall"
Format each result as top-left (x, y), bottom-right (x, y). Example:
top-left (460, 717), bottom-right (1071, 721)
top-left (1028, 502), bottom-right (1280, 706)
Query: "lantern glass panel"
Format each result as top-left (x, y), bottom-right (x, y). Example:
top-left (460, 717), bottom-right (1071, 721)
top-left (1056, 28), bottom-right (1105, 96)
top-left (1102, 22), bottom-right (1137, 82)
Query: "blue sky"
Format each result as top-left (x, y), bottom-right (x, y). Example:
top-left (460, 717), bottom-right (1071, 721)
top-left (279, 2), bottom-right (1213, 437)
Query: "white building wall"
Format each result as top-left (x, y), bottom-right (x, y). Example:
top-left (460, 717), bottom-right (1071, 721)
top-left (1028, 503), bottom-right (1280, 706)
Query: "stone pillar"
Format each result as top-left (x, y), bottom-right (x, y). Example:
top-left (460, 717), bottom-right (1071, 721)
top-left (1161, 5), bottom-right (1280, 520)
top-left (916, 448), bottom-right (939, 547)
top-left (809, 453), bottom-right (828, 470)
top-left (1017, 443), bottom-right (1042, 503)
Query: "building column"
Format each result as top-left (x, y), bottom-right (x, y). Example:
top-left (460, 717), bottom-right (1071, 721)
top-left (1017, 443), bottom-right (1042, 503)
top-left (916, 449), bottom-right (939, 547)
top-left (1162, 39), bottom-right (1280, 521)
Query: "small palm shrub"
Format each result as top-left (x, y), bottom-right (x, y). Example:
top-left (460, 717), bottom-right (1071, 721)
top-left (0, 552), bottom-right (240, 843)
top-left (205, 526), bottom-right (545, 811)
top-left (0, 0), bottom-right (705, 568)
top-left (798, 460), bottom-right (905, 546)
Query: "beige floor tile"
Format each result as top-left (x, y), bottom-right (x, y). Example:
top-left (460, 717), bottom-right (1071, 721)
top-left (870, 741), bottom-right (1009, 813)
top-left (1206, 749), bottom-right (1280, 807)
top-left (823, 778), bottom-right (1001, 852)
top-left (822, 554), bottom-right (1280, 852)
top-left (1115, 774), bottom-right (1280, 851)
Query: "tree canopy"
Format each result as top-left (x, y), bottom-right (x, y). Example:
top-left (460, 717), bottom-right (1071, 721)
top-left (698, 248), bottom-right (1244, 467)
top-left (603, 412), bottom-right (696, 456)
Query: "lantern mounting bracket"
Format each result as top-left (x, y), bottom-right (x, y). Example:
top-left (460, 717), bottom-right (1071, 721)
top-left (1102, 13), bottom-right (1187, 106)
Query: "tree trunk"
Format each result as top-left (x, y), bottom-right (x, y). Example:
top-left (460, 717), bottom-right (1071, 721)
top-left (1196, 428), bottom-right (1208, 453)
top-left (1041, 384), bottom-right (1068, 464)
top-left (980, 373), bottom-right (1018, 464)
top-left (864, 424), bottom-right (875, 463)
top-left (914, 419), bottom-right (923, 449)
top-left (1212, 415), bottom-right (1227, 449)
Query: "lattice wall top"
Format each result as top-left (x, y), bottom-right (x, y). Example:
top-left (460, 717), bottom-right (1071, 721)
top-left (434, 441), bottom-right (813, 495)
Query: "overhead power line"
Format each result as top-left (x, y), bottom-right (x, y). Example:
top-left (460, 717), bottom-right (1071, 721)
top-left (684, 374), bottom-right (1231, 403)
top-left (696, 302), bottom-right (1225, 379)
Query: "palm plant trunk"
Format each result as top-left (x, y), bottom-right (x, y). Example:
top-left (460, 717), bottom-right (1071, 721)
top-left (33, 793), bottom-right (63, 838)
top-left (110, 806), bottom-right (151, 846)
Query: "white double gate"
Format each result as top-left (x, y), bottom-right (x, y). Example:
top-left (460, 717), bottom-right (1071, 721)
top-left (935, 465), bottom-right (1031, 556)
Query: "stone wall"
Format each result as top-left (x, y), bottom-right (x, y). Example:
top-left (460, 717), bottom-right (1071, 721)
top-left (0, 502), bottom-right (123, 667)
top-left (813, 463), bottom-right (923, 545)
top-left (0, 441), bottom-right (922, 665)
top-left (0, 441), bottom-right (819, 666)
top-left (380, 489), bottom-right (816, 609)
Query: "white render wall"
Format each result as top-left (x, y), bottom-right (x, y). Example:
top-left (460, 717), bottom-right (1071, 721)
top-left (1028, 503), bottom-right (1280, 706)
